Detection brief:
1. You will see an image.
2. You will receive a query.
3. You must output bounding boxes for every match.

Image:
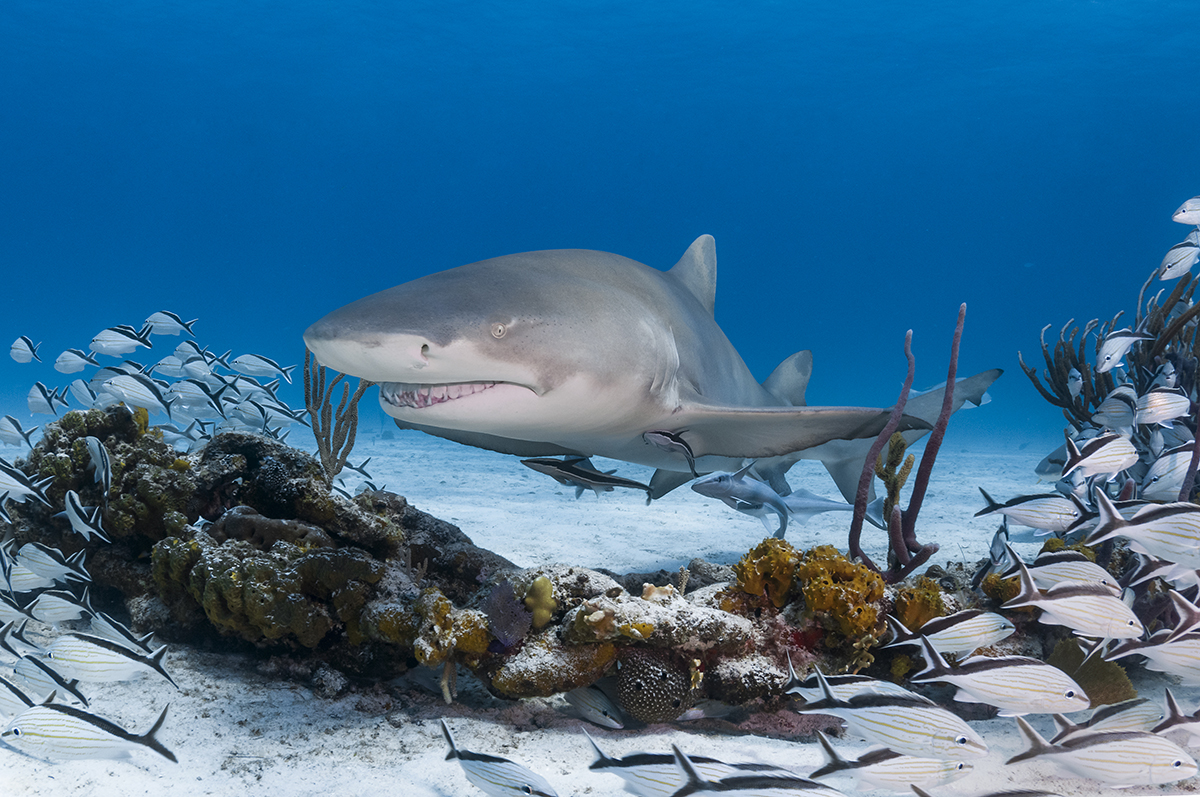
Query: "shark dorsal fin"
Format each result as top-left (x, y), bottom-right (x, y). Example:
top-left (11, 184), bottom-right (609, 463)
top-left (762, 350), bottom-right (813, 407)
top-left (668, 235), bottom-right (717, 316)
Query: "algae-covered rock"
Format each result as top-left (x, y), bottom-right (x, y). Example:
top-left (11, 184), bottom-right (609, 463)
top-left (1046, 637), bottom-right (1137, 707)
top-left (562, 588), bottom-right (753, 651)
top-left (488, 630), bottom-right (617, 698)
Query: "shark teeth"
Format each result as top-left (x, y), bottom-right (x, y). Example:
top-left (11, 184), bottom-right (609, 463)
top-left (380, 381), bottom-right (498, 409)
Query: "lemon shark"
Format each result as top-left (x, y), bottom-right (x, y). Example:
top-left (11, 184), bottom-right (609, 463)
top-left (304, 235), bottom-right (986, 496)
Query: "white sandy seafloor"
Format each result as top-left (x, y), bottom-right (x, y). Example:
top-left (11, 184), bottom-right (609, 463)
top-left (4, 423), bottom-right (1200, 797)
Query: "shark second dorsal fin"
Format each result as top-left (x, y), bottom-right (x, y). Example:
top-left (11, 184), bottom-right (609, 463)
top-left (762, 350), bottom-right (813, 407)
top-left (668, 235), bottom-right (717, 316)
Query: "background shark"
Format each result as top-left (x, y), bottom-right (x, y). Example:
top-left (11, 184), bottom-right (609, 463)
top-left (305, 235), bottom-right (991, 494)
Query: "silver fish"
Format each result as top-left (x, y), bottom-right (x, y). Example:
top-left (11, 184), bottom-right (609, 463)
top-left (1061, 432), bottom-right (1138, 480)
top-left (15, 542), bottom-right (88, 583)
top-left (883, 611), bottom-right (1014, 658)
top-left (974, 488), bottom-right (1082, 532)
top-left (1085, 490), bottom-right (1200, 565)
top-left (1095, 326), bottom-right (1153, 373)
top-left (53, 348), bottom-right (100, 374)
top-left (27, 382), bottom-right (67, 416)
top-left (9, 336), bottom-right (40, 364)
top-left (1091, 385), bottom-right (1136, 432)
top-left (89, 611), bottom-right (154, 653)
top-left (230, 353), bottom-right (295, 383)
top-left (0, 673), bottom-right (34, 719)
top-left (1136, 386), bottom-right (1190, 427)
top-left (27, 587), bottom-right (92, 626)
top-left (84, 436), bottom-right (112, 499)
top-left (89, 324), bottom-right (153, 357)
top-left (642, 430), bottom-right (698, 477)
top-left (1066, 367), bottom-right (1083, 399)
top-left (808, 730), bottom-right (971, 791)
top-left (1007, 716), bottom-right (1195, 787)
top-left (783, 653), bottom-right (922, 702)
top-left (44, 634), bottom-right (176, 688)
top-left (144, 311), bottom-right (198, 337)
top-left (564, 685), bottom-right (624, 729)
top-left (669, 744), bottom-right (844, 796)
top-left (1173, 197), bottom-right (1200, 225)
top-left (1, 700), bottom-right (175, 762)
top-left (521, 456), bottom-right (652, 502)
top-left (909, 636), bottom-right (1089, 716)
top-left (692, 463), bottom-right (789, 537)
top-left (0, 415), bottom-right (38, 449)
top-left (1013, 550), bottom-right (1117, 591)
top-left (1141, 444), bottom-right (1193, 502)
top-left (1003, 545), bottom-right (1142, 640)
top-left (1152, 688), bottom-right (1200, 745)
top-left (60, 489), bottom-right (110, 543)
top-left (1159, 239), bottom-right (1200, 280)
top-left (791, 668), bottom-right (987, 760)
top-left (1051, 698), bottom-right (1163, 743)
top-left (5, 563), bottom-right (56, 593)
top-left (0, 458), bottom-right (53, 505)
top-left (440, 720), bottom-right (557, 797)
top-left (104, 373), bottom-right (175, 417)
top-left (13, 656), bottom-right (90, 705)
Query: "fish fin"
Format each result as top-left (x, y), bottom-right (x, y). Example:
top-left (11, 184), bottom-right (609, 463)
top-left (140, 704), bottom-right (178, 763)
top-left (150, 645), bottom-right (179, 690)
top-left (1007, 716), bottom-right (1054, 764)
top-left (440, 719), bottom-right (458, 761)
top-left (1001, 544), bottom-right (1041, 610)
top-left (974, 486), bottom-right (1003, 516)
top-left (812, 729), bottom-right (846, 769)
top-left (580, 727), bottom-right (612, 768)
top-left (881, 615), bottom-right (916, 648)
top-left (280, 364), bottom-right (296, 384)
top-left (761, 350), bottom-right (813, 407)
top-left (1048, 713), bottom-right (1076, 743)
top-left (955, 689), bottom-right (987, 704)
top-left (666, 403), bottom-right (929, 461)
top-left (648, 469), bottom-right (694, 500)
top-left (1085, 490), bottom-right (1128, 546)
top-left (666, 234), bottom-right (717, 316)
top-left (670, 744), bottom-right (709, 788)
top-left (910, 787), bottom-right (937, 797)
top-left (573, 485), bottom-right (585, 500)
top-left (909, 636), bottom-right (952, 681)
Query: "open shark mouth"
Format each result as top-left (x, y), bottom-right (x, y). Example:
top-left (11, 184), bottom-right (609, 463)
top-left (380, 381), bottom-right (500, 409)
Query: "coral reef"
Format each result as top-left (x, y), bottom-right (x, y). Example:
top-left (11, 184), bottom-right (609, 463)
top-left (304, 348), bottom-right (374, 484)
top-left (731, 538), bottom-right (799, 608)
top-left (1045, 637), bottom-right (1137, 707)
top-left (892, 575), bottom-right (947, 632)
top-left (794, 545), bottom-right (887, 670)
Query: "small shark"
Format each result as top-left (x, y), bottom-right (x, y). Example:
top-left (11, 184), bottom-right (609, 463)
top-left (305, 236), bottom-right (930, 483)
top-left (521, 456), bottom-right (651, 501)
top-left (691, 463), bottom-right (791, 537)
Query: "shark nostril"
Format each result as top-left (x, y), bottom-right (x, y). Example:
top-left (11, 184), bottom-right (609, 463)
top-left (420, 344), bottom-right (429, 359)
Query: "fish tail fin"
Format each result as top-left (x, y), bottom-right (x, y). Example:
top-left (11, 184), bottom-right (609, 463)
top-left (281, 364), bottom-right (296, 384)
top-left (215, 350), bottom-right (233, 370)
top-left (1001, 544), bottom-right (1041, 610)
top-left (909, 636), bottom-right (952, 682)
top-left (975, 486), bottom-right (1003, 516)
top-left (183, 318), bottom-right (199, 335)
top-left (1007, 716), bottom-right (1054, 764)
top-left (811, 730), bottom-right (847, 775)
top-left (1085, 490), bottom-right (1127, 545)
top-left (1062, 434), bottom-right (1083, 477)
top-left (882, 615), bottom-right (916, 648)
top-left (440, 719), bottom-right (458, 760)
top-left (1164, 687), bottom-right (1185, 726)
top-left (580, 727), bottom-right (612, 768)
top-left (1049, 713), bottom-right (1077, 741)
top-left (141, 705), bottom-right (178, 763)
top-left (671, 745), bottom-right (708, 788)
top-left (150, 645), bottom-right (179, 690)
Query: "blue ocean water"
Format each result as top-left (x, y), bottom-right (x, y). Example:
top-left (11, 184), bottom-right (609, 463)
top-left (1, 0), bottom-right (1197, 451)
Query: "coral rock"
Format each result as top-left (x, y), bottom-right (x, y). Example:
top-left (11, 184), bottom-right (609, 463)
top-left (489, 630), bottom-right (616, 698)
top-left (733, 538), bottom-right (799, 608)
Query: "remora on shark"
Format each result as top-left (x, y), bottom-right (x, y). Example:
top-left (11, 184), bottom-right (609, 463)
top-left (304, 235), bottom-right (999, 495)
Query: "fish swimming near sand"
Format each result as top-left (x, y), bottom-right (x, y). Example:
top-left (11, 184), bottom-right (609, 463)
top-left (1135, 385), bottom-right (1191, 427)
top-left (1, 699), bottom-right (176, 762)
top-left (1152, 687), bottom-right (1200, 744)
top-left (668, 743), bottom-right (844, 796)
top-left (15, 542), bottom-right (88, 584)
top-left (1052, 698), bottom-right (1163, 743)
top-left (44, 634), bottom-right (177, 688)
top-left (808, 730), bottom-right (971, 791)
top-left (0, 674), bottom-right (34, 719)
top-left (304, 236), bottom-right (936, 491)
top-left (440, 719), bottom-right (557, 797)
top-left (1061, 432), bottom-right (1138, 480)
top-left (1007, 715), bottom-right (1196, 787)
top-left (643, 430), bottom-right (700, 477)
top-left (13, 656), bottom-right (91, 705)
top-left (691, 463), bottom-right (790, 537)
top-left (564, 685), bottom-right (624, 728)
top-left (1085, 490), bottom-right (1200, 566)
top-left (521, 456), bottom-right (654, 501)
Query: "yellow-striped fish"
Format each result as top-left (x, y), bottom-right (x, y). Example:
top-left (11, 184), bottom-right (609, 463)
top-left (1152, 688), bottom-right (1200, 744)
top-left (1049, 698), bottom-right (1163, 743)
top-left (441, 719), bottom-right (557, 797)
top-left (1013, 550), bottom-right (1117, 591)
top-left (909, 636), bottom-right (1089, 716)
top-left (1008, 716), bottom-right (1196, 787)
top-left (669, 744), bottom-right (845, 796)
top-left (44, 633), bottom-right (177, 688)
top-left (1086, 491), bottom-right (1200, 564)
top-left (1061, 432), bottom-right (1137, 479)
top-left (1, 700), bottom-right (176, 762)
top-left (0, 673), bottom-right (34, 719)
top-left (808, 730), bottom-right (971, 790)
top-left (792, 669), bottom-right (987, 760)
top-left (884, 610), bottom-right (1014, 658)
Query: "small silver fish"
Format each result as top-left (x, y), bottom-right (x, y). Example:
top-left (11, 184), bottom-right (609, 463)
top-left (1173, 197), bottom-right (1200, 225)
top-left (564, 685), bottom-right (624, 728)
top-left (1141, 444), bottom-right (1193, 502)
top-left (13, 656), bottom-right (90, 705)
top-left (1061, 432), bottom-right (1138, 480)
top-left (84, 436), bottom-right (112, 498)
top-left (88, 611), bottom-right (155, 654)
top-left (691, 463), bottom-right (789, 538)
top-left (974, 488), bottom-right (1082, 532)
top-left (1003, 545), bottom-right (1142, 640)
top-left (1066, 367), bottom-right (1083, 398)
top-left (1095, 326), bottom-right (1153, 373)
top-left (44, 634), bottom-right (177, 688)
top-left (104, 373), bottom-right (175, 417)
top-left (1135, 386), bottom-right (1191, 427)
top-left (27, 382), bottom-right (67, 416)
top-left (1, 700), bottom-right (176, 762)
top-left (1012, 549), bottom-right (1117, 591)
top-left (1159, 239), bottom-right (1200, 280)
top-left (909, 635), bottom-right (1089, 716)
top-left (144, 311), bottom-right (198, 337)
top-left (1085, 490), bottom-right (1200, 565)
top-left (521, 456), bottom-right (651, 502)
top-left (1052, 698), bottom-right (1163, 743)
top-left (642, 430), bottom-right (698, 477)
top-left (59, 489), bottom-right (110, 543)
top-left (53, 348), bottom-right (100, 374)
top-left (89, 324), bottom-right (153, 357)
top-left (1152, 688), bottom-right (1200, 745)
top-left (440, 719), bottom-right (557, 797)
top-left (230, 353), bottom-right (296, 383)
top-left (791, 668), bottom-right (987, 760)
top-left (783, 652), bottom-right (922, 702)
top-left (883, 610), bottom-right (1014, 658)
top-left (808, 730), bottom-right (971, 791)
top-left (27, 587), bottom-right (92, 626)
top-left (9, 336), bottom-right (41, 364)
top-left (0, 415), bottom-right (38, 449)
top-left (15, 542), bottom-right (88, 583)
top-left (670, 744), bottom-right (843, 796)
top-left (1007, 715), bottom-right (1195, 787)
top-left (0, 458), bottom-right (53, 505)
top-left (0, 673), bottom-right (34, 719)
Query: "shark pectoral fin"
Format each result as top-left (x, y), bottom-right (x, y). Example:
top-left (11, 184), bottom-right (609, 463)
top-left (674, 405), bottom-right (930, 460)
top-left (649, 469), bottom-right (695, 499)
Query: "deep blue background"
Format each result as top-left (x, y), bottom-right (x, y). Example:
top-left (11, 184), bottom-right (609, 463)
top-left (2, 0), bottom-right (1197, 451)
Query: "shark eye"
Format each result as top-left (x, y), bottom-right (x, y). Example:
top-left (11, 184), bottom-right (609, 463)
top-left (491, 322), bottom-right (507, 339)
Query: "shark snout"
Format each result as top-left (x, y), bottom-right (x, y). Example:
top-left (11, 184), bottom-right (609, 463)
top-left (303, 321), bottom-right (434, 380)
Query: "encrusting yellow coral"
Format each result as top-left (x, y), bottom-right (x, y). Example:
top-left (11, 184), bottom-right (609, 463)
top-left (794, 545), bottom-right (886, 666)
top-left (524, 575), bottom-right (558, 629)
top-left (893, 575), bottom-right (946, 631)
top-left (733, 538), bottom-right (799, 608)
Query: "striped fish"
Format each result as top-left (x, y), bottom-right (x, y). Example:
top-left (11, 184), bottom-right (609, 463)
top-left (1, 700), bottom-right (175, 762)
top-left (585, 729), bottom-right (794, 796)
top-left (884, 611), bottom-right (1014, 657)
top-left (1173, 196), bottom-right (1200, 224)
top-left (783, 653), bottom-right (923, 702)
top-left (1152, 688), bottom-right (1200, 744)
top-left (911, 788), bottom-right (1062, 797)
top-left (1050, 698), bottom-right (1164, 743)
top-left (1011, 550), bottom-right (1116, 591)
top-left (791, 669), bottom-right (987, 760)
top-left (669, 744), bottom-right (844, 796)
top-left (0, 619), bottom-right (43, 658)
top-left (6, 563), bottom-right (56, 593)
top-left (1061, 432), bottom-right (1138, 480)
top-left (27, 587), bottom-right (92, 626)
top-left (1108, 630), bottom-right (1200, 684)
top-left (1002, 545), bottom-right (1143, 640)
top-left (15, 542), bottom-right (89, 583)
top-left (1095, 326), bottom-right (1153, 374)
top-left (1160, 238), bottom-right (1200, 280)
top-left (909, 636), bottom-right (1089, 716)
top-left (1136, 386), bottom-right (1191, 426)
top-left (89, 324), bottom-right (153, 357)
top-left (104, 373), bottom-right (175, 417)
top-left (0, 673), bottom-right (34, 718)
top-left (84, 435), bottom-right (111, 501)
top-left (60, 489), bottom-right (110, 543)
top-left (808, 730), bottom-right (970, 790)
top-left (0, 457), bottom-right (53, 505)
top-left (1085, 491), bottom-right (1200, 564)
top-left (974, 488), bottom-right (1082, 532)
top-left (1141, 445), bottom-right (1193, 502)
top-left (1007, 716), bottom-right (1196, 787)
top-left (0, 591), bottom-right (30, 623)
top-left (441, 719), bottom-right (557, 797)
top-left (14, 655), bottom-right (90, 706)
top-left (89, 611), bottom-right (155, 653)
top-left (44, 634), bottom-right (177, 688)
top-left (1091, 385), bottom-right (1136, 433)
top-left (0, 415), bottom-right (38, 449)
top-left (564, 685), bottom-right (624, 728)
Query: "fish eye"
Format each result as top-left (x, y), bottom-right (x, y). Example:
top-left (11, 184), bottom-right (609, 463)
top-left (955, 735), bottom-right (968, 745)
top-left (522, 787), bottom-right (534, 795)
top-left (955, 762), bottom-right (965, 771)
top-left (9, 728), bottom-right (18, 737)
top-left (491, 322), bottom-right (507, 339)
top-left (1175, 760), bottom-right (1185, 768)
top-left (1065, 690), bottom-right (1075, 698)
